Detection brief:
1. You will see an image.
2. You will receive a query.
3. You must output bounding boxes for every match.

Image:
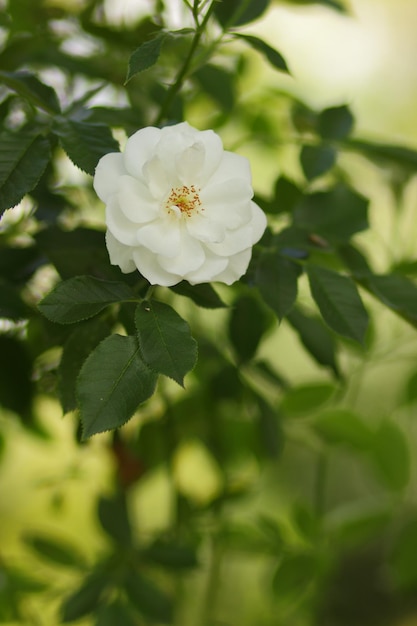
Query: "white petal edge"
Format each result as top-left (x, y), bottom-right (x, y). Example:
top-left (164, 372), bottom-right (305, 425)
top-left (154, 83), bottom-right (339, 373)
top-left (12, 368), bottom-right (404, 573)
top-left (105, 230), bottom-right (136, 273)
top-left (212, 248), bottom-right (252, 285)
top-left (132, 247), bottom-right (182, 286)
top-left (117, 175), bottom-right (159, 223)
top-left (123, 126), bottom-right (161, 180)
top-left (94, 152), bottom-right (125, 202)
top-left (136, 217), bottom-right (181, 257)
top-left (106, 197), bottom-right (139, 246)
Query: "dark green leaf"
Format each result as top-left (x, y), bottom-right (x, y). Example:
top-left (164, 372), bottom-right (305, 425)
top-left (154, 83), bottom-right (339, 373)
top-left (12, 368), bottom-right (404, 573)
top-left (390, 519), bottom-right (417, 589)
top-left (61, 571), bottom-right (109, 622)
top-left (346, 138), bottom-right (417, 172)
top-left (59, 319), bottom-right (111, 413)
top-left (307, 265), bottom-right (369, 344)
top-left (229, 293), bottom-right (272, 363)
top-left (234, 34), bottom-right (290, 73)
top-left (98, 492), bottom-right (132, 547)
top-left (281, 383), bottom-right (336, 416)
top-left (300, 144), bottom-right (337, 180)
top-left (273, 176), bottom-right (303, 213)
top-left (38, 276), bottom-right (135, 324)
top-left (214, 0), bottom-right (269, 26)
top-left (0, 70), bottom-right (61, 113)
top-left (313, 409), bottom-right (372, 449)
top-left (194, 65), bottom-right (235, 111)
top-left (171, 281), bottom-right (226, 308)
top-left (96, 600), bottom-right (138, 626)
top-left (142, 539), bottom-right (198, 569)
top-left (257, 397), bottom-right (285, 458)
top-left (256, 250), bottom-right (300, 320)
top-left (318, 105), bottom-right (354, 140)
top-left (287, 307), bottom-right (340, 376)
top-left (294, 185), bottom-right (369, 242)
top-left (404, 369), bottom-right (417, 404)
top-left (0, 335), bottom-right (33, 417)
top-left (273, 552), bottom-right (317, 597)
top-left (124, 571), bottom-right (173, 622)
top-left (78, 335), bottom-right (158, 438)
top-left (0, 280), bottom-right (31, 319)
top-left (370, 419), bottom-right (410, 491)
top-left (0, 129), bottom-right (51, 215)
top-left (125, 33), bottom-right (168, 83)
top-left (24, 534), bottom-right (86, 568)
top-left (53, 119), bottom-right (119, 175)
top-left (364, 273), bottom-right (417, 323)
top-left (135, 300), bottom-right (197, 386)
top-left (328, 504), bottom-right (391, 547)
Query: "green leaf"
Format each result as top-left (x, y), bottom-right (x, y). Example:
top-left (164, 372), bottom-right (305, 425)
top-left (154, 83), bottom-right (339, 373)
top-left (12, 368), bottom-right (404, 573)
top-left (346, 138), bottom-right (417, 172)
top-left (363, 273), bottom-right (417, 324)
top-left (98, 492), bottom-right (132, 547)
top-left (141, 538), bottom-right (198, 569)
top-left (125, 33), bottom-right (168, 83)
top-left (273, 552), bottom-right (317, 598)
top-left (135, 300), bottom-right (197, 386)
top-left (328, 503), bottom-right (391, 547)
top-left (255, 250), bottom-right (300, 320)
top-left (307, 265), bottom-right (369, 344)
top-left (294, 185), bottom-right (369, 243)
top-left (281, 383), bottom-right (336, 416)
top-left (257, 397), bottom-right (285, 459)
top-left (61, 571), bottom-right (109, 622)
top-left (171, 281), bottom-right (226, 308)
top-left (234, 34), bottom-right (290, 73)
top-left (0, 280), bottom-right (31, 320)
top-left (0, 129), bottom-right (51, 216)
top-left (59, 319), bottom-right (111, 413)
top-left (194, 64), bottom-right (235, 111)
top-left (53, 119), bottom-right (119, 175)
top-left (214, 0), bottom-right (270, 27)
top-left (24, 534), bottom-right (86, 568)
top-left (390, 519), bottom-right (417, 589)
top-left (312, 409), bottom-right (372, 449)
top-left (0, 70), bottom-right (61, 114)
top-left (229, 293), bottom-right (272, 363)
top-left (370, 419), bottom-right (410, 491)
top-left (272, 176), bottom-right (303, 213)
top-left (287, 307), bottom-right (340, 376)
top-left (78, 335), bottom-right (158, 438)
top-left (124, 571), bottom-right (173, 622)
top-left (96, 600), bottom-right (138, 626)
top-left (318, 105), bottom-right (354, 140)
top-left (404, 369), bottom-right (417, 404)
top-left (300, 144), bottom-right (337, 180)
top-left (38, 276), bottom-right (135, 324)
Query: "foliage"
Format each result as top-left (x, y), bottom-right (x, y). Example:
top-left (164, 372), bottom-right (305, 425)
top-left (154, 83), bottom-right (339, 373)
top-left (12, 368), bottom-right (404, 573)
top-left (0, 0), bottom-right (417, 624)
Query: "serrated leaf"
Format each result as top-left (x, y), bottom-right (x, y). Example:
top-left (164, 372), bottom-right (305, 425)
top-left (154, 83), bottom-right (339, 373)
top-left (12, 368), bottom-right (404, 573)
top-left (294, 184), bottom-right (369, 243)
top-left (307, 265), bottom-right (369, 344)
top-left (124, 571), bottom-right (173, 622)
top-left (318, 105), bottom-right (354, 140)
top-left (59, 319), bottom-right (111, 413)
top-left (300, 144), bottom-right (336, 180)
top-left (0, 70), bottom-right (61, 114)
top-left (125, 33), bottom-right (167, 83)
top-left (135, 300), bottom-right (197, 386)
top-left (0, 129), bottom-right (51, 216)
top-left (234, 34), bottom-right (290, 73)
top-left (24, 534), bottom-right (86, 568)
top-left (287, 307), bottom-right (340, 376)
top-left (78, 335), bottom-right (157, 438)
top-left (38, 276), bottom-right (135, 324)
top-left (53, 119), bottom-right (119, 175)
top-left (229, 293), bottom-right (272, 363)
top-left (256, 250), bottom-right (300, 320)
top-left (371, 419), bottom-right (410, 491)
top-left (171, 281), bottom-right (226, 308)
top-left (312, 409), bottom-right (372, 449)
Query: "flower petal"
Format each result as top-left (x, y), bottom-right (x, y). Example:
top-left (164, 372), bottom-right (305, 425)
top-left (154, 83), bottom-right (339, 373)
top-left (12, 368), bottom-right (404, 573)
top-left (142, 156), bottom-right (171, 199)
top-left (249, 200), bottom-right (268, 243)
top-left (212, 248), bottom-right (252, 285)
top-left (158, 230), bottom-right (205, 274)
top-left (106, 197), bottom-right (138, 246)
top-left (176, 142), bottom-right (205, 186)
top-left (132, 248), bottom-right (181, 286)
top-left (201, 178), bottom-right (253, 228)
top-left (136, 217), bottom-right (181, 257)
top-left (94, 152), bottom-right (125, 202)
top-left (186, 213), bottom-right (225, 243)
top-left (106, 230), bottom-right (136, 273)
top-left (118, 175), bottom-right (159, 223)
top-left (186, 252), bottom-right (228, 284)
top-left (207, 151), bottom-right (251, 187)
top-left (197, 129), bottom-right (224, 184)
top-left (123, 126), bottom-right (161, 180)
top-left (206, 223), bottom-right (256, 256)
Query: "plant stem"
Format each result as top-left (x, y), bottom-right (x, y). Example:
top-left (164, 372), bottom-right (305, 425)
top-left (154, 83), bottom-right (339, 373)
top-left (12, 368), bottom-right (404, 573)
top-left (201, 529), bottom-right (223, 626)
top-left (314, 451), bottom-right (327, 517)
top-left (154, 0), bottom-right (216, 126)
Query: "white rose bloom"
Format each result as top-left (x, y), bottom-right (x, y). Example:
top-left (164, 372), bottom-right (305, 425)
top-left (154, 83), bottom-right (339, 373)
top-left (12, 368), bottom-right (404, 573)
top-left (93, 122), bottom-right (267, 286)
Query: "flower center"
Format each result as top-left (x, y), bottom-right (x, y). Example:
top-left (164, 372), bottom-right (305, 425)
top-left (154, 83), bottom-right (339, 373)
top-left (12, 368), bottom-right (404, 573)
top-left (165, 185), bottom-right (202, 218)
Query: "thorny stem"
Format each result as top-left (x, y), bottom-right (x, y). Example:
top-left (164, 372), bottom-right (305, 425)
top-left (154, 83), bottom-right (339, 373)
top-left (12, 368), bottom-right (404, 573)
top-left (154, 0), bottom-right (217, 126)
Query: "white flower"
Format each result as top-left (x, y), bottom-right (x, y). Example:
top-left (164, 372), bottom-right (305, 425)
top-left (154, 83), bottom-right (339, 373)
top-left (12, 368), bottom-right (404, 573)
top-left (93, 122), bottom-right (267, 286)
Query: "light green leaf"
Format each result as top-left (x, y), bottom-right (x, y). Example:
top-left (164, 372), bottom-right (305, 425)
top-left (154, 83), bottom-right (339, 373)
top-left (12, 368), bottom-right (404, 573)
top-left (135, 300), bottom-right (197, 386)
top-left (125, 33), bottom-right (168, 83)
top-left (234, 34), bottom-right (290, 73)
top-left (78, 335), bottom-right (158, 439)
top-left (0, 70), bottom-right (61, 114)
top-left (307, 265), bottom-right (369, 344)
top-left (300, 144), bottom-right (336, 180)
top-left (38, 276), bottom-right (136, 324)
top-left (371, 419), bottom-right (410, 491)
top-left (0, 129), bottom-right (51, 216)
top-left (281, 383), bottom-right (336, 416)
top-left (256, 250), bottom-right (300, 320)
top-left (53, 119), bottom-right (119, 175)
top-left (313, 408), bottom-right (372, 449)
